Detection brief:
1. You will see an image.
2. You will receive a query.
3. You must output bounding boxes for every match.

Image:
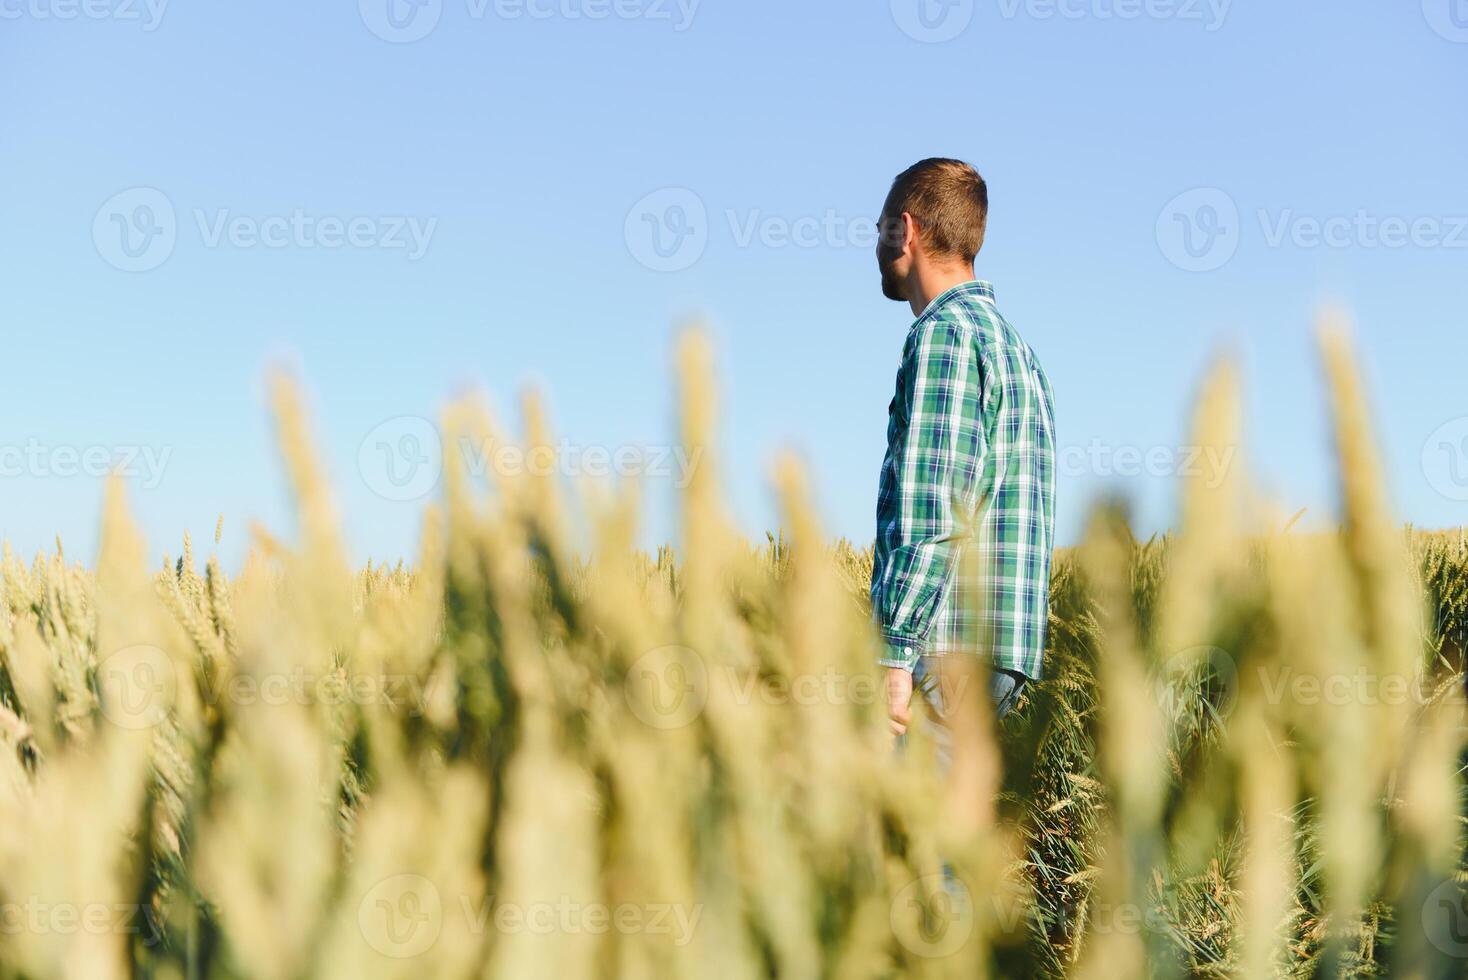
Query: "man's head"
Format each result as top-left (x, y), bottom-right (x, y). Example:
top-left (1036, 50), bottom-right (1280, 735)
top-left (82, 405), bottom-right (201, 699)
top-left (876, 158), bottom-right (988, 303)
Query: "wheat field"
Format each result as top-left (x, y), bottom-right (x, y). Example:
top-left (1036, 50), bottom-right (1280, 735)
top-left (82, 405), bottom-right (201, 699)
top-left (0, 318), bottom-right (1464, 979)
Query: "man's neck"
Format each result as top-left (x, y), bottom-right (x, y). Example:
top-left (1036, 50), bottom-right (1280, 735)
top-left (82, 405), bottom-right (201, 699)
top-left (907, 267), bottom-right (977, 318)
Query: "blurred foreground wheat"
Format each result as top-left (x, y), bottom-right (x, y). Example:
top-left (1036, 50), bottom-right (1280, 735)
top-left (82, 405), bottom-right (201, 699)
top-left (0, 320), bottom-right (1465, 979)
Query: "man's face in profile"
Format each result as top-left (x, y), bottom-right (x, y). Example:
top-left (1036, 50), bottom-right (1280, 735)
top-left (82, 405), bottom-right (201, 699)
top-left (876, 210), bottom-right (906, 302)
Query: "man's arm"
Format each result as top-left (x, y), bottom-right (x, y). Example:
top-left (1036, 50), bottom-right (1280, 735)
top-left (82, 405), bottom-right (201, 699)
top-left (871, 317), bottom-right (989, 674)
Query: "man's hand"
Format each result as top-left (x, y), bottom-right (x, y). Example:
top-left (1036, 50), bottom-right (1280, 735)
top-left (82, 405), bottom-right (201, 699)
top-left (885, 667), bottom-right (914, 737)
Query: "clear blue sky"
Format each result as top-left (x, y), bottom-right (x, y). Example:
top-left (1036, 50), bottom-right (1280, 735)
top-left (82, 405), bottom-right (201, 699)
top-left (2, 1), bottom-right (1465, 567)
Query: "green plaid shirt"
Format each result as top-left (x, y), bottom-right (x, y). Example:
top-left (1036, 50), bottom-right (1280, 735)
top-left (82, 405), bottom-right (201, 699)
top-left (871, 281), bottom-right (1056, 678)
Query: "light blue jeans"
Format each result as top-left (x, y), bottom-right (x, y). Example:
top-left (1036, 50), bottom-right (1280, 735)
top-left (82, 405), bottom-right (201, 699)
top-left (899, 657), bottom-right (1027, 770)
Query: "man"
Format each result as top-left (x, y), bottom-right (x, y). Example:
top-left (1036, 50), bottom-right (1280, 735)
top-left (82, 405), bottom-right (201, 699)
top-left (871, 158), bottom-right (1056, 739)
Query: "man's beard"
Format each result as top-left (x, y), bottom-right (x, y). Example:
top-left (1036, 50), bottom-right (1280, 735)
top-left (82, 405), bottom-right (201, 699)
top-left (877, 247), bottom-right (905, 302)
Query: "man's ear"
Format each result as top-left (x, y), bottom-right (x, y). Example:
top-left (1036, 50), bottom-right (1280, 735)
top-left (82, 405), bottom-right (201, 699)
top-left (900, 212), bottom-right (920, 255)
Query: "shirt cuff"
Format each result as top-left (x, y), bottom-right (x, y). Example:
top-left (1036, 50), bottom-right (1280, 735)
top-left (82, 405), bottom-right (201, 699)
top-left (877, 630), bottom-right (923, 672)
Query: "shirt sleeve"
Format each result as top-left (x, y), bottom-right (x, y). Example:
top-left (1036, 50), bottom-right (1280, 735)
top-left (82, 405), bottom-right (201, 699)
top-left (872, 317), bottom-right (989, 670)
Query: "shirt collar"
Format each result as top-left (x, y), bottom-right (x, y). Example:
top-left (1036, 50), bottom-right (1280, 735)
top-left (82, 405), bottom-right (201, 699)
top-left (916, 280), bottom-right (996, 320)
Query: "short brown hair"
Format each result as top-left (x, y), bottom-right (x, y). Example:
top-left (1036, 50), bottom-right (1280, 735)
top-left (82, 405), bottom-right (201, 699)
top-left (883, 158), bottom-right (988, 263)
